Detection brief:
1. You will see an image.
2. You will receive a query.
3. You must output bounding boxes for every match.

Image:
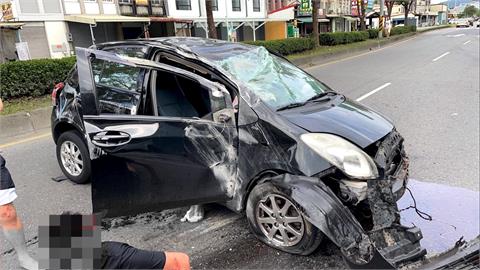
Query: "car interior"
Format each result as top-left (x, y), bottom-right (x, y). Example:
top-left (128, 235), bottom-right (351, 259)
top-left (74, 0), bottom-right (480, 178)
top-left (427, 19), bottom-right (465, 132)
top-left (150, 70), bottom-right (212, 119)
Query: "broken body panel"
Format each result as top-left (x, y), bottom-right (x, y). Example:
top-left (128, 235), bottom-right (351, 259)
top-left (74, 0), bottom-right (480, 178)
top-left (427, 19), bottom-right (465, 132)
top-left (72, 39), bottom-right (426, 268)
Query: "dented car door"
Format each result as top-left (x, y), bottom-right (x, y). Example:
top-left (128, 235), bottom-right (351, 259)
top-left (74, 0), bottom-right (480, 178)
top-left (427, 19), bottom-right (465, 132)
top-left (76, 47), bottom-right (237, 218)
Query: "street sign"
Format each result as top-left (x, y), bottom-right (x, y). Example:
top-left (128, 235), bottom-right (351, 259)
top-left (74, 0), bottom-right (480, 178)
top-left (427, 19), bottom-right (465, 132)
top-left (299, 0), bottom-right (312, 16)
top-left (135, 0), bottom-right (148, 6)
top-left (15, 42), bottom-right (31, 61)
top-left (1, 2), bottom-right (14, 21)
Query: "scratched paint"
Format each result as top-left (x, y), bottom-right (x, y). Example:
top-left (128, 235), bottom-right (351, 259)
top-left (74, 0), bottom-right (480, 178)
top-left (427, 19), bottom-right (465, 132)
top-left (398, 179), bottom-right (480, 254)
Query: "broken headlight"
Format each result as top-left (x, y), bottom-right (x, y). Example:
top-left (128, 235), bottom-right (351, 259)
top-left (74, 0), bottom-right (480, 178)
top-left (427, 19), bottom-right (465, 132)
top-left (300, 133), bottom-right (379, 179)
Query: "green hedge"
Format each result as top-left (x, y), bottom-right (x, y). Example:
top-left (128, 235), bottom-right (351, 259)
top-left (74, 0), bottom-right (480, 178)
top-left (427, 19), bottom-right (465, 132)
top-left (390, 25), bottom-right (417, 36)
top-left (244, 38), bottom-right (315, 55)
top-left (0, 57), bottom-right (76, 100)
top-left (319, 31), bottom-right (369, 46)
top-left (367, 28), bottom-right (380, 39)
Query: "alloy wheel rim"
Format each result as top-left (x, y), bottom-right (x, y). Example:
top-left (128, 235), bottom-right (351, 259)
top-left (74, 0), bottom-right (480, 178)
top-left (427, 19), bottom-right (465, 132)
top-left (60, 141), bottom-right (83, 177)
top-left (256, 194), bottom-right (305, 247)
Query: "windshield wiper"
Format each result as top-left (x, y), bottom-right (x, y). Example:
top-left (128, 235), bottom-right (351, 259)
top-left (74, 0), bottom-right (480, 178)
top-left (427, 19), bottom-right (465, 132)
top-left (276, 92), bottom-right (338, 112)
top-left (276, 102), bottom-right (306, 111)
top-left (305, 91), bottom-right (337, 103)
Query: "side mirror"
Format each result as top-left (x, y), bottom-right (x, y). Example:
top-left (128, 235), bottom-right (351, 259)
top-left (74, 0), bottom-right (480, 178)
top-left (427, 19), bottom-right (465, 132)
top-left (210, 85), bottom-right (235, 124)
top-left (215, 110), bottom-right (232, 123)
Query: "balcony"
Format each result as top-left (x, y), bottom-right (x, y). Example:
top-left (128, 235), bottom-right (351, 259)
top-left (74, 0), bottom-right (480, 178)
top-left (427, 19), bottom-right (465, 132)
top-left (118, 0), bottom-right (167, 17)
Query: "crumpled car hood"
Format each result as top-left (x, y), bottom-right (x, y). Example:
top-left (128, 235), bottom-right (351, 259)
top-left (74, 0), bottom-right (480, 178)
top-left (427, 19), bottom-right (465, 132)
top-left (282, 98), bottom-right (394, 148)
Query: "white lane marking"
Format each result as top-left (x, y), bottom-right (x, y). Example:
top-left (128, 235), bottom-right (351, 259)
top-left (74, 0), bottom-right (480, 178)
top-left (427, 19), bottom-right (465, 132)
top-left (356, 83), bottom-right (392, 102)
top-left (446, 34), bottom-right (466, 37)
top-left (432, 52), bottom-right (450, 62)
top-left (463, 40), bottom-right (471, 45)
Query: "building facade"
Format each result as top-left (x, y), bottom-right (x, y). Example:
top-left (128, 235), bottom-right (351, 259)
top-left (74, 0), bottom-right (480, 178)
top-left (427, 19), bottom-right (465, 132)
top-left (1, 0), bottom-right (69, 60)
top-left (0, 0), bottom-right (296, 62)
top-left (296, 0), bottom-right (356, 36)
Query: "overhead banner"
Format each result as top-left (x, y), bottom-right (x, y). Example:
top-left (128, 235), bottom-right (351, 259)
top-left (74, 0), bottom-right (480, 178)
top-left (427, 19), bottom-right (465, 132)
top-left (1, 2), bottom-right (14, 21)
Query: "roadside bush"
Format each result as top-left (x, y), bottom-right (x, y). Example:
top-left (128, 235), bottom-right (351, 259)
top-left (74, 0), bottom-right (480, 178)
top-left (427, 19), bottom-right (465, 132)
top-left (390, 25), bottom-right (417, 36)
top-left (319, 31), bottom-right (369, 46)
top-left (0, 56), bottom-right (76, 99)
top-left (244, 37), bottom-right (315, 55)
top-left (367, 28), bottom-right (380, 39)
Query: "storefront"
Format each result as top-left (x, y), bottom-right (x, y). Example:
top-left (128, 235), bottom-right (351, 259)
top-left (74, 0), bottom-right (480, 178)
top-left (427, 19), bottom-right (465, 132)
top-left (0, 22), bottom-right (24, 63)
top-left (64, 15), bottom-right (150, 49)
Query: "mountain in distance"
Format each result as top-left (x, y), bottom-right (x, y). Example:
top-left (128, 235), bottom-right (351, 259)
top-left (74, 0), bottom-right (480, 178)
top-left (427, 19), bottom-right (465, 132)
top-left (439, 0), bottom-right (479, 8)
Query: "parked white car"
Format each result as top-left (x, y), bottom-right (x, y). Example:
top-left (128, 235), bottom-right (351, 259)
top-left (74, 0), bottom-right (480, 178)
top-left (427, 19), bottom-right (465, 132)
top-left (456, 19), bottom-right (470, 27)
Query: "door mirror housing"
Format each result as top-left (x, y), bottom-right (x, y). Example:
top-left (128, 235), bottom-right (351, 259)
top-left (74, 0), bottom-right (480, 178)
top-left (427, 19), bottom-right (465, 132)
top-left (210, 84), bottom-right (235, 125)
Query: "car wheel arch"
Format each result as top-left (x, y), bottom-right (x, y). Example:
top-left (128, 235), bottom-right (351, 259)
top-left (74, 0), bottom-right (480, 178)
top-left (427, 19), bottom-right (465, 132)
top-left (53, 121), bottom-right (85, 144)
top-left (242, 169), bottom-right (292, 210)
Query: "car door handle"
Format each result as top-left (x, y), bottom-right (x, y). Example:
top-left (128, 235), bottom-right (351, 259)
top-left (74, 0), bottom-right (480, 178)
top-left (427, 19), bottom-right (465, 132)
top-left (92, 131), bottom-right (131, 148)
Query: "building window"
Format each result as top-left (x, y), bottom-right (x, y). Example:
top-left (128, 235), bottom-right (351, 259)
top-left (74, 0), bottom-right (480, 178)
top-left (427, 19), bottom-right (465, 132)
top-left (232, 0), bottom-right (241, 11)
top-left (176, 0), bottom-right (191, 10)
top-left (211, 0), bottom-right (218, 11)
top-left (253, 0), bottom-right (260, 11)
top-left (118, 0), bottom-right (132, 3)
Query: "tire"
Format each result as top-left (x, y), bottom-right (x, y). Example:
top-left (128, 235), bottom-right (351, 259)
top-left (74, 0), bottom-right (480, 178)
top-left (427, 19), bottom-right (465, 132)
top-left (56, 130), bottom-right (91, 184)
top-left (246, 182), bottom-right (323, 255)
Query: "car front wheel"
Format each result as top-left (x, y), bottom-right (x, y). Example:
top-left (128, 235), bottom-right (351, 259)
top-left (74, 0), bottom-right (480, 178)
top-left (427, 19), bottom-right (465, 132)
top-left (56, 130), bottom-right (91, 184)
top-left (246, 182), bottom-right (323, 255)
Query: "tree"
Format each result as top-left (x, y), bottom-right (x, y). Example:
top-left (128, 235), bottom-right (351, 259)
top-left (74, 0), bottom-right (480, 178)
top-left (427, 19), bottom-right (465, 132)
top-left (205, 0), bottom-right (217, 39)
top-left (398, 0), bottom-right (415, 25)
top-left (461, 5), bottom-right (478, 18)
top-left (312, 0), bottom-right (320, 47)
top-left (385, 0), bottom-right (395, 19)
top-left (356, 0), bottom-right (367, 30)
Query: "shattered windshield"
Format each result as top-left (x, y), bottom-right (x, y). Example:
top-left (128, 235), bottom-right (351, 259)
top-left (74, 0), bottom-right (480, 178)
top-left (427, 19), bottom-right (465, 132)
top-left (214, 46), bottom-right (330, 110)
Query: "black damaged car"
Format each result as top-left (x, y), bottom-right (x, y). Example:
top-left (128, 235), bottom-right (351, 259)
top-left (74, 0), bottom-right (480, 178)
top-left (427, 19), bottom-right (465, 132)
top-left (51, 38), bottom-right (425, 268)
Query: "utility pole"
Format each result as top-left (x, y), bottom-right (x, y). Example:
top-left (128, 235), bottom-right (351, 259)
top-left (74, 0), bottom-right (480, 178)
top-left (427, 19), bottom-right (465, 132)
top-left (379, 0), bottom-right (384, 38)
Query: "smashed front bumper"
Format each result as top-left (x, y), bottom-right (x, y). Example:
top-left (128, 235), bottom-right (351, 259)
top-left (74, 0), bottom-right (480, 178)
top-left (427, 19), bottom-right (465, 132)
top-left (271, 130), bottom-right (426, 268)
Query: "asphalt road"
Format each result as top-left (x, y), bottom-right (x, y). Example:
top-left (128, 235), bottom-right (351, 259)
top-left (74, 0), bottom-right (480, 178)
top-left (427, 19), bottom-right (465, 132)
top-left (1, 27), bottom-right (478, 269)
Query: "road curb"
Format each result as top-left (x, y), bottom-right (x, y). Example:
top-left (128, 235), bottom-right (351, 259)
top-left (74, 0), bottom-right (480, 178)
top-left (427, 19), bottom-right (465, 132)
top-left (290, 26), bottom-right (451, 68)
top-left (0, 106), bottom-right (52, 139)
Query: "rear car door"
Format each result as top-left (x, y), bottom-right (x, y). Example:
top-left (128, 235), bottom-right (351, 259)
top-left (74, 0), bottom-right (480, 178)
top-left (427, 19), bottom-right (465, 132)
top-left (76, 47), bottom-right (238, 218)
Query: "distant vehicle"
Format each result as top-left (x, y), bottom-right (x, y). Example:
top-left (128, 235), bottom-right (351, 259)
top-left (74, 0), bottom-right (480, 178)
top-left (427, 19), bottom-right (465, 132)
top-left (456, 19), bottom-right (470, 27)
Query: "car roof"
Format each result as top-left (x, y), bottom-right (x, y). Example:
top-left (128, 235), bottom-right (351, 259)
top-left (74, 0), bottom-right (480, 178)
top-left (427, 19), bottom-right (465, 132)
top-left (96, 37), bottom-right (257, 62)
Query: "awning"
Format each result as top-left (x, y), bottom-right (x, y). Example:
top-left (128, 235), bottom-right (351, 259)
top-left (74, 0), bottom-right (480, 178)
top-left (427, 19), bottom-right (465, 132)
top-left (150, 17), bottom-right (192, 23)
top-left (342, 16), bottom-right (359, 21)
top-left (0, 22), bottom-right (25, 29)
top-left (64, 15), bottom-right (150, 24)
top-left (298, 17), bottom-right (330, 23)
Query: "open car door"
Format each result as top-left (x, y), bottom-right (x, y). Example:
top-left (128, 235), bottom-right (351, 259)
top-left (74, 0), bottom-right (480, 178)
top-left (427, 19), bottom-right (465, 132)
top-left (76, 47), bottom-right (238, 218)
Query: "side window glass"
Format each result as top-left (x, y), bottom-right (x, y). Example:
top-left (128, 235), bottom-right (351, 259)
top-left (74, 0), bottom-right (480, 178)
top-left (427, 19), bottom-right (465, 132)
top-left (91, 60), bottom-right (141, 92)
top-left (91, 59), bottom-right (142, 115)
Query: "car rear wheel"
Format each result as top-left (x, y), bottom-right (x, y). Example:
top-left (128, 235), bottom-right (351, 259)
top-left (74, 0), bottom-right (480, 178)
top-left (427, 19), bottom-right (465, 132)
top-left (56, 130), bottom-right (91, 184)
top-left (246, 182), bottom-right (323, 255)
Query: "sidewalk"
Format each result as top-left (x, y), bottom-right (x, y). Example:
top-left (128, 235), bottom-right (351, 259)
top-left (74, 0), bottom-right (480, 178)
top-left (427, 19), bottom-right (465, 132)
top-left (0, 106), bottom-right (52, 140)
